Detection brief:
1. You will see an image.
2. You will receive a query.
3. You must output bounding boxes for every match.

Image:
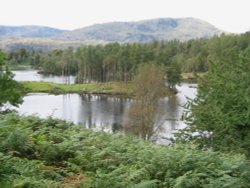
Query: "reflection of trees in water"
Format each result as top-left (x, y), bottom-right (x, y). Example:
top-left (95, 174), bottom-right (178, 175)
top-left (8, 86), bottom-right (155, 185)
top-left (76, 92), bottom-right (181, 142)
top-left (157, 95), bottom-right (181, 143)
top-left (111, 97), bottom-right (126, 133)
top-left (164, 95), bottom-right (179, 130)
top-left (112, 122), bottom-right (122, 133)
top-left (77, 94), bottom-right (93, 128)
top-left (124, 94), bottom-right (180, 143)
top-left (78, 94), bottom-right (129, 132)
top-left (124, 101), bottom-right (157, 141)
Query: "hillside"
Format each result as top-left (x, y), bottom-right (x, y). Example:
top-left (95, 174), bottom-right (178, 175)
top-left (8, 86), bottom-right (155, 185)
top-left (0, 38), bottom-right (84, 51)
top-left (57, 17), bottom-right (222, 42)
top-left (0, 18), bottom-right (223, 50)
top-left (0, 25), bottom-right (67, 38)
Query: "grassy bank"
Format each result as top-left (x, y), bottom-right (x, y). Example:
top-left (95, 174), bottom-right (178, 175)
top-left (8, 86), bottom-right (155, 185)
top-left (181, 72), bottom-right (204, 82)
top-left (20, 81), bottom-right (134, 95)
top-left (8, 65), bottom-right (33, 70)
top-left (0, 113), bottom-right (249, 187)
top-left (20, 81), bottom-right (174, 96)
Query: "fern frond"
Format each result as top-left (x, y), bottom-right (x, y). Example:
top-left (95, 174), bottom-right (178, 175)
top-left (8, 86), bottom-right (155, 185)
top-left (131, 179), bottom-right (158, 188)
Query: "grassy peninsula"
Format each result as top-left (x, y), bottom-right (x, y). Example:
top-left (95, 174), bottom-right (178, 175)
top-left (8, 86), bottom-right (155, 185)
top-left (20, 81), bottom-right (134, 95)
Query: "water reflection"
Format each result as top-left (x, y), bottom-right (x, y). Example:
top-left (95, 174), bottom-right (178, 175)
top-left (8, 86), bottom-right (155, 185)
top-left (15, 83), bottom-right (196, 142)
top-left (76, 95), bottom-right (133, 131)
top-left (13, 70), bottom-right (197, 141)
top-left (13, 69), bottom-right (75, 84)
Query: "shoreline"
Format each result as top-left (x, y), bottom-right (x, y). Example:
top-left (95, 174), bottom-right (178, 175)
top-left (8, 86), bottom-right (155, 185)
top-left (20, 81), bottom-right (175, 96)
top-left (20, 81), bottom-right (133, 96)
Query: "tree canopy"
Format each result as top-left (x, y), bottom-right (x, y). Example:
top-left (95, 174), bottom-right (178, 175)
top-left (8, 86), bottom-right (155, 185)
top-left (125, 63), bottom-right (167, 141)
top-left (0, 50), bottom-right (23, 109)
top-left (5, 32), bottom-right (250, 85)
top-left (178, 48), bottom-right (250, 156)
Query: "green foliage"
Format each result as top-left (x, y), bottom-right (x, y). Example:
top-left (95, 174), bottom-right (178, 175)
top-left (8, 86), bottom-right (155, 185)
top-left (125, 63), bottom-right (167, 140)
top-left (178, 48), bottom-right (250, 157)
top-left (0, 49), bottom-right (23, 108)
top-left (7, 48), bottom-right (40, 67)
top-left (166, 61), bottom-right (182, 89)
top-left (0, 113), bottom-right (249, 187)
top-left (7, 32), bottom-right (250, 85)
top-left (133, 63), bottom-right (166, 101)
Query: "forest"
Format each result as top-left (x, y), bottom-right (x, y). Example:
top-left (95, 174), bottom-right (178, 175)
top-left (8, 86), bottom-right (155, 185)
top-left (6, 32), bottom-right (250, 84)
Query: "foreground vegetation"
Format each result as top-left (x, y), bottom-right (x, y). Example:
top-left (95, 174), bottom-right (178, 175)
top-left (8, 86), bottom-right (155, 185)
top-left (176, 47), bottom-right (250, 157)
top-left (0, 113), bottom-right (249, 188)
top-left (0, 50), bottom-right (23, 108)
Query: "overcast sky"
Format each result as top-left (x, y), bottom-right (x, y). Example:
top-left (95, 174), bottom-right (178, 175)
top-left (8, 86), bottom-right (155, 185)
top-left (1, 0), bottom-right (249, 33)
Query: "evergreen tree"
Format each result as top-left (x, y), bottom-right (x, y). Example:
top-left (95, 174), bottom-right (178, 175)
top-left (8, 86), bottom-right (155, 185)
top-left (166, 61), bottom-right (182, 90)
top-left (0, 50), bottom-right (23, 110)
top-left (179, 48), bottom-right (250, 156)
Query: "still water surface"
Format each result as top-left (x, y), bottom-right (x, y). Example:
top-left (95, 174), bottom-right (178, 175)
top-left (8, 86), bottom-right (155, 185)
top-left (14, 70), bottom-right (197, 142)
top-left (13, 69), bottom-right (75, 84)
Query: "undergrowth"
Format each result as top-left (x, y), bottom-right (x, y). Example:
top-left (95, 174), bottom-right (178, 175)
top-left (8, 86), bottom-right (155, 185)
top-left (0, 113), bottom-right (249, 187)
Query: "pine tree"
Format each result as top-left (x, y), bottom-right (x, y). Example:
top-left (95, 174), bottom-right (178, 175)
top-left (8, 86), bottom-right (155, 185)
top-left (180, 48), bottom-right (250, 156)
top-left (0, 50), bottom-right (23, 110)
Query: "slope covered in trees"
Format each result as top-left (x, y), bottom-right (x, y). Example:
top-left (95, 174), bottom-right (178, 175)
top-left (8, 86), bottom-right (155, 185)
top-left (6, 32), bottom-right (250, 84)
top-left (0, 18), bottom-right (221, 49)
top-left (0, 26), bottom-right (67, 39)
top-left (57, 17), bottom-right (221, 43)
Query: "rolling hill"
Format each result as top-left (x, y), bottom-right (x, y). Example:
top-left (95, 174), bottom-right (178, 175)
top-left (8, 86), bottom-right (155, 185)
top-left (57, 17), bottom-right (222, 43)
top-left (0, 18), bottom-right (223, 50)
top-left (0, 25), bottom-right (67, 38)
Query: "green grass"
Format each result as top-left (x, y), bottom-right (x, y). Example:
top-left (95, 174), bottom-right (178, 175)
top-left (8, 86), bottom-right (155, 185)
top-left (20, 81), bottom-right (134, 95)
top-left (181, 72), bottom-right (205, 82)
top-left (8, 64), bottom-right (32, 70)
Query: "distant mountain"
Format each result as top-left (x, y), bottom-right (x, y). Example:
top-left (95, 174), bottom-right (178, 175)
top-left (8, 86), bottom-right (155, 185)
top-left (0, 18), bottom-right (223, 51)
top-left (0, 26), bottom-right (67, 38)
top-left (57, 18), bottom-right (222, 43)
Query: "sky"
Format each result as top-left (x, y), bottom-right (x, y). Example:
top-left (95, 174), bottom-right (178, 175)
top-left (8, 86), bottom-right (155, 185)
top-left (1, 0), bottom-right (249, 33)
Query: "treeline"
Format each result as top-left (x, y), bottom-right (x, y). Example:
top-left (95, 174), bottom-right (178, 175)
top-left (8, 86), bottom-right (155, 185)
top-left (6, 32), bottom-right (250, 83)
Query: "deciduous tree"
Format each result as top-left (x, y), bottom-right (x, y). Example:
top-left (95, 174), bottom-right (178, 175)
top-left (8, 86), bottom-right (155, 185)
top-left (125, 63), bottom-right (166, 141)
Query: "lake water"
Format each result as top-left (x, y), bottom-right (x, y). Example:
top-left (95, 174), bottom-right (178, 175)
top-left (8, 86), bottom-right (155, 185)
top-left (13, 70), bottom-right (197, 142)
top-left (12, 69), bottom-right (75, 84)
